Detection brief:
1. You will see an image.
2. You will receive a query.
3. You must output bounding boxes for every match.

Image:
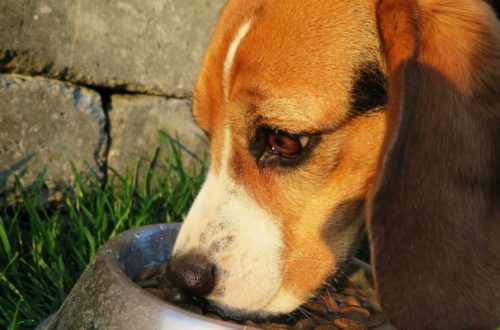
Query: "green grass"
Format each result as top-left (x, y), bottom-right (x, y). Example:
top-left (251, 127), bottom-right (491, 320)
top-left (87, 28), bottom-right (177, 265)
top-left (0, 134), bottom-right (207, 329)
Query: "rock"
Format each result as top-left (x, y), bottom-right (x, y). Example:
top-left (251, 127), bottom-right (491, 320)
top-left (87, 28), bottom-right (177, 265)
top-left (0, 74), bottom-right (107, 200)
top-left (107, 94), bottom-right (207, 180)
top-left (0, 0), bottom-right (226, 97)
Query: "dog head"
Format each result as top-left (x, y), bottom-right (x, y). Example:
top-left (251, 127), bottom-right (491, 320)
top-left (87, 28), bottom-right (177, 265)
top-left (167, 0), bottom-right (500, 326)
top-left (167, 0), bottom-right (387, 317)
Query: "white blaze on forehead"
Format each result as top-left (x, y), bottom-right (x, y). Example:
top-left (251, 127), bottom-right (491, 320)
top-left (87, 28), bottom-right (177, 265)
top-left (171, 19), bottom-right (300, 312)
top-left (223, 19), bottom-right (253, 101)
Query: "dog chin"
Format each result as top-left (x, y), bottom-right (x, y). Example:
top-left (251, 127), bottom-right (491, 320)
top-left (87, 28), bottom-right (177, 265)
top-left (206, 302), bottom-right (280, 322)
top-left (202, 285), bottom-right (311, 323)
top-left (206, 261), bottom-right (351, 322)
top-left (205, 299), bottom-right (296, 322)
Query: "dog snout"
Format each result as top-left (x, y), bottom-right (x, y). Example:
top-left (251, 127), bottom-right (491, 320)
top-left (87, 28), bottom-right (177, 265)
top-left (166, 253), bottom-right (216, 296)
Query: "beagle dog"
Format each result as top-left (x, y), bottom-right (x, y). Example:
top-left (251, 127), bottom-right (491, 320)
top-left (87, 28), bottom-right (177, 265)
top-left (166, 0), bottom-right (500, 328)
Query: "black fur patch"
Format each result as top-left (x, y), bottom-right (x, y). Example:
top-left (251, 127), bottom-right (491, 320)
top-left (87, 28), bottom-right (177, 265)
top-left (349, 62), bottom-right (387, 114)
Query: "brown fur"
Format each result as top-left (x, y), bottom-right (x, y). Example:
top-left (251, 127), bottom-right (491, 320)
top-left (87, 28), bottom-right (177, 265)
top-left (194, 0), bottom-right (387, 305)
top-left (368, 0), bottom-right (500, 328)
top-left (190, 0), bottom-right (500, 324)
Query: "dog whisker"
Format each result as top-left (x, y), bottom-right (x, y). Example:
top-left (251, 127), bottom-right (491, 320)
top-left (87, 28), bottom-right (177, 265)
top-left (287, 311), bottom-right (298, 323)
top-left (296, 306), bottom-right (313, 321)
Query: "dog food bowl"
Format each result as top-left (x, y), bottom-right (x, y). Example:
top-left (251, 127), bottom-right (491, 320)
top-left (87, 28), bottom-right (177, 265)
top-left (38, 223), bottom-right (244, 329)
top-left (37, 223), bottom-right (389, 330)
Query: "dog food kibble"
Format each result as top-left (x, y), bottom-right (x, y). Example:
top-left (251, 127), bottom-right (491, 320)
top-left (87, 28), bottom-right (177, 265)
top-left (137, 266), bottom-right (158, 280)
top-left (320, 295), bottom-right (340, 313)
top-left (340, 306), bottom-right (371, 320)
top-left (178, 303), bottom-right (204, 314)
top-left (334, 318), bottom-right (368, 330)
top-left (206, 313), bottom-right (223, 320)
top-left (343, 296), bottom-right (361, 307)
top-left (144, 287), bottom-right (167, 300)
top-left (133, 263), bottom-right (387, 330)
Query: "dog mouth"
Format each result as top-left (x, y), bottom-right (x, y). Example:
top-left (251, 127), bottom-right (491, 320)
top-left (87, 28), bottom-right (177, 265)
top-left (191, 297), bottom-right (288, 322)
top-left (181, 258), bottom-right (352, 323)
top-left (187, 292), bottom-right (305, 324)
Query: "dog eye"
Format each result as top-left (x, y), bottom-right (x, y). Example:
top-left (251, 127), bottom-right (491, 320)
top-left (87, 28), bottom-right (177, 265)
top-left (250, 126), bottom-right (317, 168)
top-left (268, 130), bottom-right (309, 159)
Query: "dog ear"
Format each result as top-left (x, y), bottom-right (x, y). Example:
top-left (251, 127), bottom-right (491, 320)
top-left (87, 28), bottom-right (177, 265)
top-left (367, 0), bottom-right (500, 328)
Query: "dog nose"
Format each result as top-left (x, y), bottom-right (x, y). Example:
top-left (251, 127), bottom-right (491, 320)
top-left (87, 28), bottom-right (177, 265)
top-left (166, 253), bottom-right (216, 296)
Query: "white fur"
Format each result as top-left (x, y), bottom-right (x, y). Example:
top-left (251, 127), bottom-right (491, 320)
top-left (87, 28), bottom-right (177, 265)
top-left (223, 20), bottom-right (252, 101)
top-left (172, 126), bottom-right (288, 312)
top-left (171, 18), bottom-right (303, 315)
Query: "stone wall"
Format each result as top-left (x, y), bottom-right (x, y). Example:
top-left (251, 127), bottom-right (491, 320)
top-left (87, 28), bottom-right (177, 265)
top-left (0, 0), bottom-right (225, 199)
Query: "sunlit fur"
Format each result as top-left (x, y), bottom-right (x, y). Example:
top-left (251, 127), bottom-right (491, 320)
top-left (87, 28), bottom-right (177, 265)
top-left (173, 0), bottom-right (499, 324)
top-left (172, 0), bottom-right (387, 318)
